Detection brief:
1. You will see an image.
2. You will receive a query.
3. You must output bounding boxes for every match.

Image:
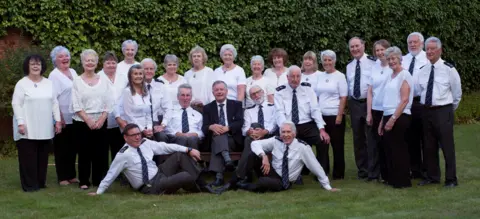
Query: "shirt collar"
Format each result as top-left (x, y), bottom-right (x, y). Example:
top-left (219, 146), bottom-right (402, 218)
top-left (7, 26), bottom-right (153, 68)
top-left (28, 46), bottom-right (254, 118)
top-left (216, 100), bottom-right (227, 106)
top-left (431, 58), bottom-right (444, 69)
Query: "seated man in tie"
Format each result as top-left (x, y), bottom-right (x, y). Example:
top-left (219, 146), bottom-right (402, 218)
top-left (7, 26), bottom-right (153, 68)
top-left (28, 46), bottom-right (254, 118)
top-left (235, 85), bottom-right (277, 183)
top-left (202, 80), bottom-right (244, 186)
top-left (223, 121), bottom-right (338, 193)
top-left (164, 83), bottom-right (204, 149)
top-left (88, 123), bottom-right (219, 196)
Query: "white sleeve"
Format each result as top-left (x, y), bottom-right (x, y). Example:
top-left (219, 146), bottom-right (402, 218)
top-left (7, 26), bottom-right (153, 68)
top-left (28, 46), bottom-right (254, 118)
top-left (237, 67), bottom-right (247, 85)
top-left (102, 77), bottom-right (115, 113)
top-left (11, 81), bottom-right (26, 125)
top-left (251, 137), bottom-right (276, 156)
top-left (51, 82), bottom-right (61, 122)
top-left (301, 146), bottom-right (332, 190)
top-left (450, 68), bottom-right (462, 110)
top-left (194, 113), bottom-right (204, 138)
top-left (157, 86), bottom-right (173, 126)
top-left (308, 87), bottom-right (325, 129)
top-left (71, 79), bottom-right (83, 113)
top-left (242, 109), bottom-right (252, 136)
top-left (338, 74), bottom-right (348, 97)
top-left (274, 91), bottom-right (287, 127)
top-left (96, 154), bottom-right (127, 194)
top-left (149, 140), bottom-right (188, 155)
top-left (265, 82), bottom-right (275, 95)
top-left (122, 89), bottom-right (144, 131)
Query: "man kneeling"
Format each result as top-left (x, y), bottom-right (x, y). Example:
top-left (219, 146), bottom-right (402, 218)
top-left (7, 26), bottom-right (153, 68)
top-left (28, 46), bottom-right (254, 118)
top-left (89, 123), bottom-right (219, 195)
top-left (225, 121), bottom-right (338, 192)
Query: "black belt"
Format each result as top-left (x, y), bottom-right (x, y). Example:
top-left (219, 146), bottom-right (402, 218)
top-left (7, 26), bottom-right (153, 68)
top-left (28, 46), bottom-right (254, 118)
top-left (137, 170), bottom-right (164, 192)
top-left (351, 98), bottom-right (366, 103)
top-left (413, 96), bottom-right (421, 102)
top-left (424, 104), bottom-right (452, 110)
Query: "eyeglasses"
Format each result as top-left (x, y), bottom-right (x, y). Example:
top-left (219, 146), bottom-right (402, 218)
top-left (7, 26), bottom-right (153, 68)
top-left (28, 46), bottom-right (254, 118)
top-left (125, 132), bottom-right (142, 137)
top-left (250, 89), bottom-right (263, 96)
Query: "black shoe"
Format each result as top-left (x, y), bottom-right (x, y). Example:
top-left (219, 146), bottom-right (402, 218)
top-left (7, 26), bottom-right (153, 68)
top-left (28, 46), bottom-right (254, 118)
top-left (295, 176), bottom-right (303, 185)
top-left (235, 181), bottom-right (251, 190)
top-left (444, 181), bottom-right (458, 188)
top-left (201, 184), bottom-right (222, 194)
top-left (211, 178), bottom-right (224, 187)
top-left (365, 178), bottom-right (379, 183)
top-left (410, 172), bottom-right (424, 179)
top-left (225, 161), bottom-right (235, 172)
top-left (418, 180), bottom-right (440, 186)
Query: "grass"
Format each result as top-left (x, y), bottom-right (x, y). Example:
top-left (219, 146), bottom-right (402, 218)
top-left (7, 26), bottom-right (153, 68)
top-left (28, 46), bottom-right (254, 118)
top-left (0, 124), bottom-right (479, 218)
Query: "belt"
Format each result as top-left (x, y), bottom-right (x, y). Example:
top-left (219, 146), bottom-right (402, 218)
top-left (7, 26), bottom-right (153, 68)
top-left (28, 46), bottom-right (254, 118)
top-left (413, 96), bottom-right (421, 102)
top-left (351, 98), bottom-right (366, 103)
top-left (137, 170), bottom-right (164, 192)
top-left (425, 104), bottom-right (452, 110)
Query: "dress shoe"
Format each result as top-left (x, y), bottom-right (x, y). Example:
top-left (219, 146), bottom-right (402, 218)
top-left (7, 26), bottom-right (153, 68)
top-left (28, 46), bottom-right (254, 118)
top-left (235, 181), bottom-right (252, 190)
top-left (201, 184), bottom-right (223, 194)
top-left (417, 180), bottom-right (440, 186)
top-left (211, 178), bottom-right (224, 187)
top-left (444, 181), bottom-right (458, 188)
top-left (225, 161), bottom-right (235, 172)
top-left (295, 176), bottom-right (303, 185)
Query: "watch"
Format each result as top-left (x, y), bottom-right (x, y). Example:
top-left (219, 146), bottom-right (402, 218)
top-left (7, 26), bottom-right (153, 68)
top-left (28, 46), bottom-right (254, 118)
top-left (187, 147), bottom-right (193, 154)
top-left (391, 115), bottom-right (397, 120)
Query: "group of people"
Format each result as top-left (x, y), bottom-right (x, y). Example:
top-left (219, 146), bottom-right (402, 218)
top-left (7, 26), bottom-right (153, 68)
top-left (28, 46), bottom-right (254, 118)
top-left (11, 31), bottom-right (461, 195)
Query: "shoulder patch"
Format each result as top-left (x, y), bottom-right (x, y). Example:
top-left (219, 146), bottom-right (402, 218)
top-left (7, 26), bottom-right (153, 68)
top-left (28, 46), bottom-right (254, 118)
top-left (141, 139), bottom-right (147, 144)
top-left (274, 136), bottom-right (282, 142)
top-left (419, 65), bottom-right (426, 69)
top-left (276, 85), bottom-right (286, 91)
top-left (297, 139), bottom-right (309, 146)
top-left (246, 105), bottom-right (256, 109)
top-left (267, 103), bottom-right (274, 106)
top-left (444, 61), bottom-right (455, 68)
top-left (119, 146), bottom-right (129, 153)
top-left (154, 78), bottom-right (165, 84)
top-left (300, 82), bottom-right (311, 87)
top-left (367, 55), bottom-right (377, 61)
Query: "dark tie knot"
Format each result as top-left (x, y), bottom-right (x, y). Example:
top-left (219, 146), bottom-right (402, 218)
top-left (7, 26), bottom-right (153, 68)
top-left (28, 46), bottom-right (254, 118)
top-left (182, 108), bottom-right (187, 111)
top-left (258, 104), bottom-right (263, 108)
top-left (219, 104), bottom-right (225, 108)
top-left (147, 84), bottom-right (151, 90)
top-left (356, 60), bottom-right (360, 65)
top-left (293, 89), bottom-right (297, 93)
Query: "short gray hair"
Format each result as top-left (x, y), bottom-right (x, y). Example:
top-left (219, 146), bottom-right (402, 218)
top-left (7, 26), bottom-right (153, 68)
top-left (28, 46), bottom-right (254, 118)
top-left (287, 65), bottom-right (301, 76)
top-left (212, 80), bottom-right (227, 89)
top-left (249, 85), bottom-right (264, 94)
top-left (220, 44), bottom-right (237, 59)
top-left (80, 49), bottom-right (99, 64)
top-left (348, 37), bottom-right (365, 46)
top-left (280, 121), bottom-right (297, 134)
top-left (122, 39), bottom-right (138, 53)
top-left (320, 50), bottom-right (337, 63)
top-left (250, 55), bottom-right (265, 67)
top-left (407, 32), bottom-right (425, 43)
top-left (384, 46), bottom-right (403, 61)
top-left (50, 46), bottom-right (70, 67)
top-left (425, 37), bottom-right (442, 49)
top-left (141, 58), bottom-right (158, 71)
top-left (177, 83), bottom-right (192, 96)
top-left (164, 54), bottom-right (179, 66)
top-left (189, 45), bottom-right (208, 64)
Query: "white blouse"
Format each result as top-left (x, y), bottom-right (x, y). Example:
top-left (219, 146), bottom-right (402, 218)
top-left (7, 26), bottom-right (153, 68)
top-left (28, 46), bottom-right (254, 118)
top-left (382, 70), bottom-right (414, 116)
top-left (12, 77), bottom-right (61, 141)
top-left (301, 71), bottom-right (321, 95)
top-left (245, 76), bottom-right (274, 108)
top-left (264, 68), bottom-right (288, 88)
top-left (116, 61), bottom-right (140, 76)
top-left (48, 68), bottom-right (78, 125)
top-left (213, 65), bottom-right (247, 100)
top-left (315, 71), bottom-right (348, 116)
top-left (158, 75), bottom-right (187, 107)
top-left (97, 70), bottom-right (129, 129)
top-left (71, 74), bottom-right (114, 122)
top-left (122, 88), bottom-right (153, 131)
top-left (368, 63), bottom-right (392, 111)
top-left (184, 67), bottom-right (215, 104)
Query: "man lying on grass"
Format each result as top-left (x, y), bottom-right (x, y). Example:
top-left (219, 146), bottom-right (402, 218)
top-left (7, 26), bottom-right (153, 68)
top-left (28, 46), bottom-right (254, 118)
top-left (88, 123), bottom-right (220, 196)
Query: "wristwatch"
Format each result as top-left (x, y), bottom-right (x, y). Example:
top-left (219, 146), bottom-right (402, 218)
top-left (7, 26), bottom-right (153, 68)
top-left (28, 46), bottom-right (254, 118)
top-left (391, 115), bottom-right (397, 120)
top-left (187, 147), bottom-right (193, 154)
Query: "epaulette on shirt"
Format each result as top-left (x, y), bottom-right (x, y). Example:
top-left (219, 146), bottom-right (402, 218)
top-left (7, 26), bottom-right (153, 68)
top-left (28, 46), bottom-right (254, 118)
top-left (420, 65), bottom-right (426, 69)
top-left (297, 139), bottom-right (309, 146)
top-left (276, 85), bottom-right (286, 91)
top-left (367, 55), bottom-right (377, 61)
top-left (444, 61), bottom-right (455, 68)
top-left (154, 78), bottom-right (165, 84)
top-left (301, 82), bottom-right (311, 87)
top-left (119, 145), bottom-right (129, 153)
top-left (275, 136), bottom-right (282, 142)
top-left (246, 105), bottom-right (256, 109)
top-left (267, 103), bottom-right (274, 106)
top-left (141, 139), bottom-right (147, 144)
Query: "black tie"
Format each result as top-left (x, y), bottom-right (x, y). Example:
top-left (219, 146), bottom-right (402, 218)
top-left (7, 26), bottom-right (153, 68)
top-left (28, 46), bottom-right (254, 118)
top-left (181, 108), bottom-right (189, 133)
top-left (147, 84), bottom-right (154, 127)
top-left (282, 145), bottom-right (290, 189)
top-left (292, 89), bottom-right (299, 124)
top-left (354, 60), bottom-right (361, 99)
top-left (137, 147), bottom-right (150, 186)
top-left (425, 66), bottom-right (435, 106)
top-left (408, 56), bottom-right (416, 75)
top-left (218, 104), bottom-right (226, 126)
top-left (258, 104), bottom-right (264, 128)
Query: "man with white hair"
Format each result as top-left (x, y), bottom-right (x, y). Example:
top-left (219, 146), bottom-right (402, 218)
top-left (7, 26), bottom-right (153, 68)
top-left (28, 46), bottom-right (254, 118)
top-left (402, 32), bottom-right (429, 179)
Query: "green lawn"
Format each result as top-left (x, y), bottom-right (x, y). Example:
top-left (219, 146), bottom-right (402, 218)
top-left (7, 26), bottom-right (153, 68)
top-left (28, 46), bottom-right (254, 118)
top-left (1, 124), bottom-right (479, 218)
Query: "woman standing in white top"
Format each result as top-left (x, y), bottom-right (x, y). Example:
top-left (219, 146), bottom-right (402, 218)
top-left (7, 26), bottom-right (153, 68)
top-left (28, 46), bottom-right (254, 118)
top-left (366, 39), bottom-right (392, 182)
top-left (245, 55), bottom-right (274, 107)
top-left (72, 49), bottom-right (114, 190)
top-left (315, 50), bottom-right (348, 179)
top-left (184, 46), bottom-right (215, 110)
top-left (263, 48), bottom-right (289, 88)
top-left (48, 46), bottom-right (79, 186)
top-left (213, 44), bottom-right (247, 102)
top-left (158, 55), bottom-right (187, 107)
top-left (378, 46), bottom-right (414, 189)
top-left (116, 39), bottom-right (140, 76)
top-left (12, 54), bottom-right (61, 192)
top-left (301, 51), bottom-right (321, 94)
top-left (97, 51), bottom-right (128, 161)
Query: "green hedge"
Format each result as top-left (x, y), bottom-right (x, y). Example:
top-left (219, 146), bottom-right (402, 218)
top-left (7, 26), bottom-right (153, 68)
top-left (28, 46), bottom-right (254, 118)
top-left (1, 0), bottom-right (480, 92)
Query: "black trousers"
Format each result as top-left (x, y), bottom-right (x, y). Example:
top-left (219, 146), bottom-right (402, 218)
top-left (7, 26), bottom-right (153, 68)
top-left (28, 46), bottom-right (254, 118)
top-left (317, 115), bottom-right (345, 179)
top-left (348, 98), bottom-right (369, 178)
top-left (422, 105), bottom-right (457, 183)
top-left (53, 124), bottom-right (77, 182)
top-left (295, 121), bottom-right (323, 175)
top-left (236, 135), bottom-right (272, 179)
top-left (406, 100), bottom-right (425, 178)
top-left (106, 127), bottom-right (125, 162)
top-left (73, 120), bottom-right (109, 187)
top-left (209, 134), bottom-right (241, 173)
top-left (170, 135), bottom-right (200, 149)
top-left (16, 139), bottom-right (51, 192)
top-left (367, 110), bottom-right (386, 180)
top-left (383, 114), bottom-right (412, 188)
top-left (139, 153), bottom-right (201, 194)
top-left (240, 152), bottom-right (287, 193)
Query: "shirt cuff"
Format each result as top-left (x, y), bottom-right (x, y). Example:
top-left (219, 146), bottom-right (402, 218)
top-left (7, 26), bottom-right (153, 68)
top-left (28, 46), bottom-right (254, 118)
top-left (17, 119), bottom-right (25, 125)
top-left (322, 184), bottom-right (332, 190)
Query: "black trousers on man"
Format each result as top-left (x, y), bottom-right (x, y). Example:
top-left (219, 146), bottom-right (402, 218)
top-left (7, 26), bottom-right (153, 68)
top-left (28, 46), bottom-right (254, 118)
top-left (236, 134), bottom-right (273, 180)
top-left (367, 110), bottom-right (387, 180)
top-left (406, 99), bottom-right (425, 178)
top-left (295, 121), bottom-right (323, 176)
top-left (348, 98), bottom-right (369, 178)
top-left (16, 139), bottom-right (50, 192)
top-left (422, 105), bottom-right (457, 183)
top-left (53, 124), bottom-right (77, 182)
top-left (317, 115), bottom-right (345, 179)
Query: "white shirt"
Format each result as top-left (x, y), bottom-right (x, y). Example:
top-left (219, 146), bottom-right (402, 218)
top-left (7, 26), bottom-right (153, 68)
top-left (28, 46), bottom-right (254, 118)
top-left (97, 70), bottom-right (129, 129)
top-left (242, 102), bottom-right (277, 136)
top-left (315, 71), bottom-right (348, 116)
top-left (96, 139), bottom-right (188, 194)
top-left (382, 70), bottom-right (414, 116)
top-left (184, 67), bottom-right (215, 104)
top-left (213, 65), bottom-right (247, 101)
top-left (147, 80), bottom-right (173, 126)
top-left (165, 106), bottom-right (204, 139)
top-left (251, 137), bottom-right (332, 190)
top-left (346, 53), bottom-right (376, 99)
top-left (264, 68), bottom-right (288, 88)
top-left (48, 68), bottom-right (78, 124)
top-left (402, 51), bottom-right (428, 79)
top-left (274, 83), bottom-right (325, 129)
top-left (301, 71), bottom-right (321, 95)
top-left (116, 60), bottom-right (140, 76)
top-left (71, 75), bottom-right (114, 122)
top-left (216, 100), bottom-right (229, 126)
top-left (245, 76), bottom-right (274, 108)
top-left (12, 77), bottom-right (61, 141)
top-left (122, 88), bottom-right (153, 131)
top-left (415, 58), bottom-right (462, 110)
top-left (158, 75), bottom-right (187, 107)
top-left (368, 63), bottom-right (392, 111)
